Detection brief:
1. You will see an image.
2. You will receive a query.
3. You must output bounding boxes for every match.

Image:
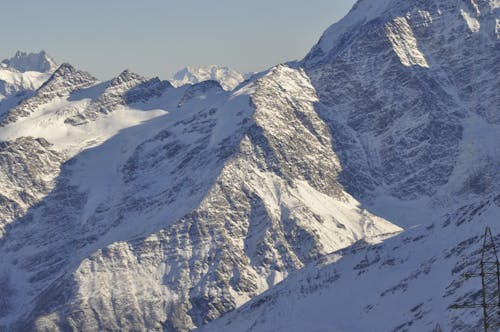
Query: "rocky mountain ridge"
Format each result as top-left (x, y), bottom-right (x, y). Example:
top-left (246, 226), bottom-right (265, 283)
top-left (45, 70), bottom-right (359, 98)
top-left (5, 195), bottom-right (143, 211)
top-left (0, 0), bottom-right (498, 331)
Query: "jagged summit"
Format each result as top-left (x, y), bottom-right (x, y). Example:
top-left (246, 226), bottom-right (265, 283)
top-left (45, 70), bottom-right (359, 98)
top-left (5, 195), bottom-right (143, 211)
top-left (31, 63), bottom-right (99, 99)
top-left (171, 65), bottom-right (245, 91)
top-left (51, 62), bottom-right (76, 75)
top-left (49, 62), bottom-right (92, 78)
top-left (109, 69), bottom-right (146, 87)
top-left (1, 50), bottom-right (57, 73)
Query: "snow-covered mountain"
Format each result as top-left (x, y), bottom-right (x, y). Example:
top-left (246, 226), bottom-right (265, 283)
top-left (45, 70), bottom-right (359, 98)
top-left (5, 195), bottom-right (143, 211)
top-left (0, 0), bottom-right (498, 331)
top-left (1, 51), bottom-right (57, 73)
top-left (171, 65), bottom-right (245, 91)
top-left (0, 60), bottom-right (400, 331)
top-left (199, 0), bottom-right (500, 331)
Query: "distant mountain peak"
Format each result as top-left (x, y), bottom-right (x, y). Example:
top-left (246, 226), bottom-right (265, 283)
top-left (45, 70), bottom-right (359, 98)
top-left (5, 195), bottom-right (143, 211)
top-left (171, 65), bottom-right (245, 91)
top-left (1, 50), bottom-right (57, 73)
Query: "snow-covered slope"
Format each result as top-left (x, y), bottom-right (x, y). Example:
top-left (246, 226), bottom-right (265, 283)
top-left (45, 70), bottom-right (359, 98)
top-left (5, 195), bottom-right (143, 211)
top-left (0, 67), bottom-right (51, 100)
top-left (0, 69), bottom-right (51, 118)
top-left (199, 196), bottom-right (500, 332)
top-left (0, 65), bottom-right (171, 156)
top-left (171, 65), bottom-right (245, 91)
top-left (0, 0), bottom-right (498, 331)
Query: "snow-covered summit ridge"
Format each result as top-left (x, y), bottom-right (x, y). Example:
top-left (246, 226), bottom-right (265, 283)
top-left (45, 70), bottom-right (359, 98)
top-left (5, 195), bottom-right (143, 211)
top-left (0, 63), bottom-right (99, 126)
top-left (1, 50), bottom-right (57, 73)
top-left (301, 0), bottom-right (499, 201)
top-left (0, 64), bottom-right (174, 155)
top-left (171, 65), bottom-right (245, 91)
top-left (305, 0), bottom-right (499, 67)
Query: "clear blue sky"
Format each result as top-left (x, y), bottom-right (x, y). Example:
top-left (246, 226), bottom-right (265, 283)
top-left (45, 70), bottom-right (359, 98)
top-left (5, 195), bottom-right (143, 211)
top-left (1, 0), bottom-right (355, 80)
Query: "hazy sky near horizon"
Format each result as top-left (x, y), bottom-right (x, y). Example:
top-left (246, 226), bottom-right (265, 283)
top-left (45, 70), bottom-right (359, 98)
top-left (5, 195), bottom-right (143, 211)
top-left (2, 1), bottom-right (355, 80)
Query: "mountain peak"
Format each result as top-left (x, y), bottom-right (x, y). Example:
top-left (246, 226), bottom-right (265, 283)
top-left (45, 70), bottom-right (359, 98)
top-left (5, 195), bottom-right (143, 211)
top-left (1, 50), bottom-right (57, 73)
top-left (109, 69), bottom-right (146, 87)
top-left (304, 0), bottom-right (498, 68)
top-left (52, 62), bottom-right (77, 76)
top-left (43, 63), bottom-right (98, 89)
top-left (171, 65), bottom-right (244, 91)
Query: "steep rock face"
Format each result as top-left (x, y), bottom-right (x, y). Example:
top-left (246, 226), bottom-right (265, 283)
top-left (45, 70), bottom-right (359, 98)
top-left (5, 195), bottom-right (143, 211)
top-left (0, 137), bottom-right (63, 236)
top-left (0, 66), bottom-right (399, 332)
top-left (0, 88), bottom-right (241, 330)
top-left (303, 0), bottom-right (499, 199)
